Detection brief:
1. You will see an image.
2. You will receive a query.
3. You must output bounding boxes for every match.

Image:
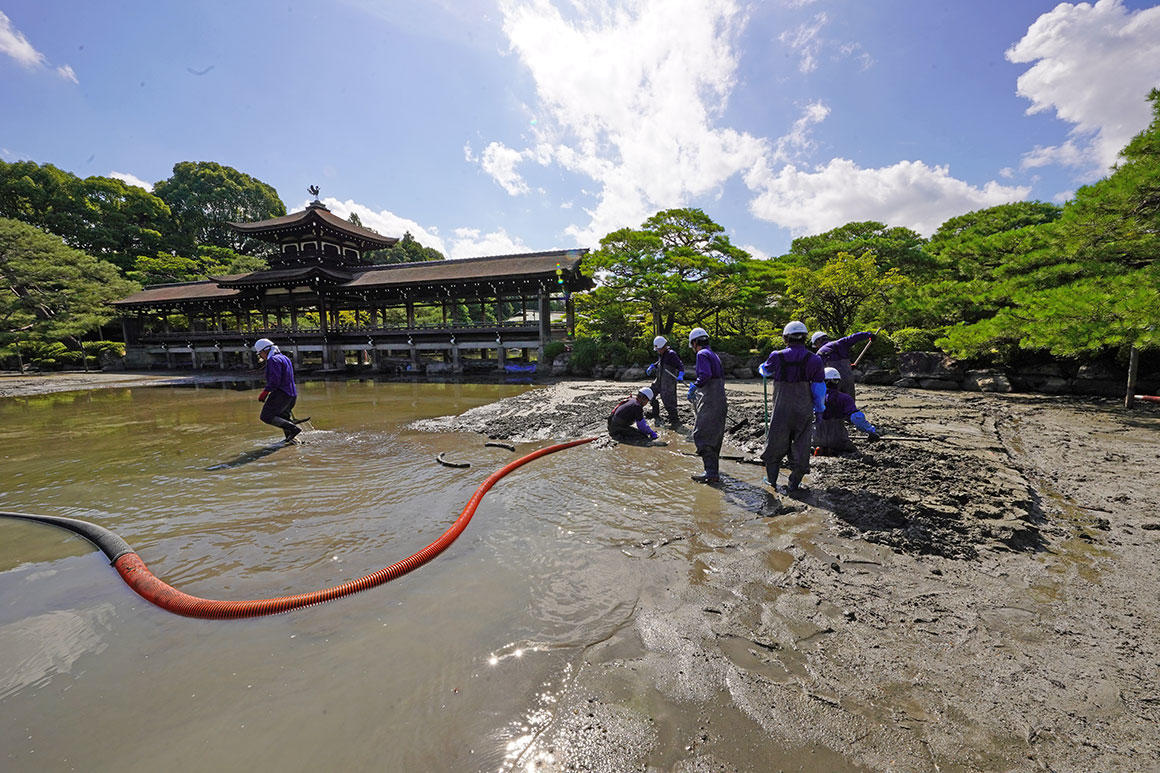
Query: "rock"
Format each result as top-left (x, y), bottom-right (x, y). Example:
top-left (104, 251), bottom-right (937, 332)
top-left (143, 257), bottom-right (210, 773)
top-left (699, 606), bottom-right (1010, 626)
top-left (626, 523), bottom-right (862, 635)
top-left (1071, 379), bottom-right (1123, 398)
top-left (918, 378), bottom-right (961, 390)
top-left (551, 356), bottom-right (570, 376)
top-left (717, 352), bottom-right (742, 371)
top-left (426, 361), bottom-right (454, 374)
top-left (963, 370), bottom-right (1012, 393)
top-left (894, 377), bottom-right (918, 388)
top-left (1022, 363), bottom-right (1064, 378)
top-left (621, 366), bottom-right (647, 381)
top-left (732, 366), bottom-right (754, 379)
top-left (861, 368), bottom-right (898, 385)
top-left (1041, 377), bottom-right (1070, 394)
top-left (1076, 362), bottom-right (1116, 381)
top-left (898, 351), bottom-right (963, 380)
top-left (601, 365), bottom-right (619, 379)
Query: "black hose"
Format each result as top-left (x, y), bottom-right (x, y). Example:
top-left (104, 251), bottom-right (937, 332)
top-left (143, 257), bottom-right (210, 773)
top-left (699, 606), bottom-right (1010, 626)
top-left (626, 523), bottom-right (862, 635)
top-left (484, 441), bottom-right (516, 451)
top-left (0, 511), bottom-right (133, 564)
top-left (435, 452), bottom-right (471, 469)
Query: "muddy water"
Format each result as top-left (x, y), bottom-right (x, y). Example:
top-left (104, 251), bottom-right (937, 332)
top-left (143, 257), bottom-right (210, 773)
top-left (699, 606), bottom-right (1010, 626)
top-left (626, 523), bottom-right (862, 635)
top-left (0, 381), bottom-right (794, 772)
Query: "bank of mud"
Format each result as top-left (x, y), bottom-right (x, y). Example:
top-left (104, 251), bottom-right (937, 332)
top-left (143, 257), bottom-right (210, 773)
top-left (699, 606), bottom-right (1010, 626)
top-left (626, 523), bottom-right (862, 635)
top-left (417, 380), bottom-right (1160, 771)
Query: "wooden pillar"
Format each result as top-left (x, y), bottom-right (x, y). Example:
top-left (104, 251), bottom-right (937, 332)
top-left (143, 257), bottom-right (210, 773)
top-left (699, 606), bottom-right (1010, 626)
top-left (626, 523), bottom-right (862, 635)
top-left (566, 295), bottom-right (576, 338)
top-left (406, 301), bottom-right (415, 328)
top-left (290, 302), bottom-right (298, 332)
top-left (1125, 346), bottom-right (1140, 408)
top-left (537, 287), bottom-right (551, 361)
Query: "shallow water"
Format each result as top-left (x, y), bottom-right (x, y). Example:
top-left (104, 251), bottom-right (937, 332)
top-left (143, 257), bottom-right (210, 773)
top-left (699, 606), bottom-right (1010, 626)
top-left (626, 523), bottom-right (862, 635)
top-left (0, 381), bottom-right (775, 772)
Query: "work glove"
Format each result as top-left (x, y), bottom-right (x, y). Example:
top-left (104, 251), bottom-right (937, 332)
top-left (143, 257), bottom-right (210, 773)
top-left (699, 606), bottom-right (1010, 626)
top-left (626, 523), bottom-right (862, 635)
top-left (648, 430), bottom-right (659, 440)
top-left (687, 383), bottom-right (697, 402)
top-left (646, 363), bottom-right (656, 376)
top-left (866, 431), bottom-right (880, 444)
top-left (258, 389), bottom-right (270, 402)
top-left (758, 362), bottom-right (772, 378)
top-left (677, 370), bottom-right (685, 381)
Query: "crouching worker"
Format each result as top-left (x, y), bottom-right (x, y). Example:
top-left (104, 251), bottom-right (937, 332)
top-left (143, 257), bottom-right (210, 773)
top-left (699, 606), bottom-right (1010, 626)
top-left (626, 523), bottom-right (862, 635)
top-left (255, 338), bottom-right (301, 443)
top-left (608, 387), bottom-right (660, 445)
top-left (814, 367), bottom-right (880, 454)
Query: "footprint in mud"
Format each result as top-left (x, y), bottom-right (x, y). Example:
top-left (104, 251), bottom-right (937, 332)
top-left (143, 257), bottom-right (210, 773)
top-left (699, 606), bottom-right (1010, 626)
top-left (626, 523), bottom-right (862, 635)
top-left (714, 477), bottom-right (806, 517)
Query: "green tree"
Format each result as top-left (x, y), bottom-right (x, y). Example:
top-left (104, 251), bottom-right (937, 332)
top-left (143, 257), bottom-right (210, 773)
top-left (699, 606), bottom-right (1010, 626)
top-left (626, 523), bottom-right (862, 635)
top-left (585, 208), bottom-right (751, 336)
top-left (371, 231), bottom-right (444, 264)
top-left (785, 251), bottom-right (908, 336)
top-left (0, 218), bottom-right (139, 371)
top-left (786, 221), bottom-right (935, 277)
top-left (153, 161), bottom-right (285, 255)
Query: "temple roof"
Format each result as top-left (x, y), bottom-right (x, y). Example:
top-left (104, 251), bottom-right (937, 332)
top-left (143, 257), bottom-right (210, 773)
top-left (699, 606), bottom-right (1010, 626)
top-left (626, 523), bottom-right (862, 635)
top-left (228, 201), bottom-right (398, 250)
top-left (113, 249), bottom-right (591, 308)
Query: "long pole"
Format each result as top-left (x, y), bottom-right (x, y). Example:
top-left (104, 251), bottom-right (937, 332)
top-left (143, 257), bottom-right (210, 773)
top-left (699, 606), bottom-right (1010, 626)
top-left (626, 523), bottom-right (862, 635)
top-left (762, 376), bottom-right (769, 432)
top-left (852, 327), bottom-right (883, 369)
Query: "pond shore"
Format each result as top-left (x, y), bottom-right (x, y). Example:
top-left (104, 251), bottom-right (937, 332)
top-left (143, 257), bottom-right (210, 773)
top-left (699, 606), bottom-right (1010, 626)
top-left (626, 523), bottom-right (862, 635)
top-left (418, 379), bottom-right (1160, 771)
top-left (0, 370), bottom-right (259, 398)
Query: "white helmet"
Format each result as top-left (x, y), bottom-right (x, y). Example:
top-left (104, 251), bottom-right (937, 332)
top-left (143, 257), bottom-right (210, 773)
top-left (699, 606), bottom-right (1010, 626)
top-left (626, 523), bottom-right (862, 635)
top-left (811, 331), bottom-right (829, 345)
top-left (653, 336), bottom-right (667, 351)
top-left (688, 327), bottom-right (709, 345)
top-left (824, 367), bottom-right (841, 381)
top-left (253, 338), bottom-right (275, 353)
top-left (783, 321), bottom-right (808, 337)
top-left (638, 387), bottom-right (655, 400)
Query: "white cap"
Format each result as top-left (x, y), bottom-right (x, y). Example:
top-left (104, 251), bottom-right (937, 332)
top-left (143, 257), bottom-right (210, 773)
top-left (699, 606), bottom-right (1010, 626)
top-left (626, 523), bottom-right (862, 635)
top-left (783, 321), bottom-right (807, 337)
top-left (811, 331), bottom-right (829, 345)
top-left (688, 327), bottom-right (709, 345)
top-left (824, 367), bottom-right (841, 380)
top-left (253, 338), bottom-right (275, 353)
top-left (638, 387), bottom-right (655, 400)
top-left (653, 336), bottom-right (667, 350)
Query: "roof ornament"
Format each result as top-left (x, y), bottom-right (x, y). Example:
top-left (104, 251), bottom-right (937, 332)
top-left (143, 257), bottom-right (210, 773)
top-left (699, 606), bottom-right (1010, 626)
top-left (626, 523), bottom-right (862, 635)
top-left (308, 184), bottom-right (321, 202)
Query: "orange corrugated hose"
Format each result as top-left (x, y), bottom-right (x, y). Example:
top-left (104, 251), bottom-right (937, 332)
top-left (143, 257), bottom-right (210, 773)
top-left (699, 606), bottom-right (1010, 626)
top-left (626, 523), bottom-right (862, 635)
top-left (5, 437), bottom-right (595, 619)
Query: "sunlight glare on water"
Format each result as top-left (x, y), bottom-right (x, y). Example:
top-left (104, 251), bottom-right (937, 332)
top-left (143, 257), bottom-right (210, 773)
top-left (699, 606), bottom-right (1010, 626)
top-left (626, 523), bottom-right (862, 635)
top-left (0, 380), bottom-right (732, 771)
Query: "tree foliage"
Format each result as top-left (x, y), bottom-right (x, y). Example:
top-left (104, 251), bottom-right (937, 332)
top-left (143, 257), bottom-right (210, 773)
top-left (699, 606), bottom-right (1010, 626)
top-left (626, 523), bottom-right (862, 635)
top-left (153, 161), bottom-right (285, 255)
top-left (0, 218), bottom-right (139, 357)
top-left (370, 231), bottom-right (444, 264)
top-left (785, 251), bottom-right (908, 336)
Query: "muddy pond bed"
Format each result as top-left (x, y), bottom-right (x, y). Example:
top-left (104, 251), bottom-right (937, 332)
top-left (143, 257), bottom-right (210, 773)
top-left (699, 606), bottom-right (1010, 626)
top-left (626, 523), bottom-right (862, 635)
top-left (1, 376), bottom-right (1159, 771)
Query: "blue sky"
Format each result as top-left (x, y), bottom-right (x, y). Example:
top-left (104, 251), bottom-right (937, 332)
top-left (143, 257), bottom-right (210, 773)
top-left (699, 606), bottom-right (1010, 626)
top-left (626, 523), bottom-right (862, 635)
top-left (2, 0), bottom-right (1159, 259)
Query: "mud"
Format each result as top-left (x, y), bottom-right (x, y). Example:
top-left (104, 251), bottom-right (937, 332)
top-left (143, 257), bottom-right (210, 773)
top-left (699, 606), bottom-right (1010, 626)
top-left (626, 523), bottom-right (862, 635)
top-left (417, 379), bottom-right (1160, 771)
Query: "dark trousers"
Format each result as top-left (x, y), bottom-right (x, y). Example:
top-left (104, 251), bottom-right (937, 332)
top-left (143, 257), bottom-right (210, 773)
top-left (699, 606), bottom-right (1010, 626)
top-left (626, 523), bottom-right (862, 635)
top-left (608, 417), bottom-right (652, 445)
top-left (260, 391), bottom-right (297, 437)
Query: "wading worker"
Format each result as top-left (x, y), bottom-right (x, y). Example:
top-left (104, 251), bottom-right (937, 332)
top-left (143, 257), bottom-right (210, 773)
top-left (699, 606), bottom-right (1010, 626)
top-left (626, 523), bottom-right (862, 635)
top-left (687, 327), bottom-right (726, 484)
top-left (645, 335), bottom-right (684, 427)
top-left (254, 338), bottom-right (301, 443)
top-left (608, 387), bottom-right (660, 444)
top-left (759, 321), bottom-right (825, 494)
top-left (811, 329), bottom-right (874, 398)
top-left (814, 367), bottom-right (881, 454)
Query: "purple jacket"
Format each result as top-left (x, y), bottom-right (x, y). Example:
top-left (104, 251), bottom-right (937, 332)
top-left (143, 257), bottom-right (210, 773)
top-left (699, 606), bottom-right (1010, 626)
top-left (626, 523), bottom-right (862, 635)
top-left (817, 331), bottom-right (872, 363)
top-left (761, 344), bottom-right (824, 383)
top-left (265, 352), bottom-right (297, 397)
top-left (693, 347), bottom-right (724, 387)
top-left (822, 387), bottom-right (857, 420)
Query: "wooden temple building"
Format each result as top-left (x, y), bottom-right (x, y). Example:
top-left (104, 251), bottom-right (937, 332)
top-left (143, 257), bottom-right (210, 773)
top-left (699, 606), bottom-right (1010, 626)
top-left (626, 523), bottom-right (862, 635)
top-left (113, 199), bottom-right (592, 373)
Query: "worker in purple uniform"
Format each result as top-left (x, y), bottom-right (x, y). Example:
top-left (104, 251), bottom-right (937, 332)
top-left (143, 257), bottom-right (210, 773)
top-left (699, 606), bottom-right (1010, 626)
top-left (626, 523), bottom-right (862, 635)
top-left (814, 367), bottom-right (881, 454)
top-left (759, 321), bottom-right (825, 494)
top-left (811, 330), bottom-right (874, 398)
top-left (646, 335), bottom-right (685, 427)
top-left (608, 387), bottom-right (660, 445)
top-left (687, 327), bottom-right (726, 484)
top-left (254, 338), bottom-right (301, 443)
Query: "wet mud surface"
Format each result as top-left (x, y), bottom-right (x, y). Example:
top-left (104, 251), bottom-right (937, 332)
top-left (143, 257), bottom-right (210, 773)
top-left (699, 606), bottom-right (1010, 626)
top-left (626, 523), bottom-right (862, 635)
top-left (417, 380), bottom-right (1160, 771)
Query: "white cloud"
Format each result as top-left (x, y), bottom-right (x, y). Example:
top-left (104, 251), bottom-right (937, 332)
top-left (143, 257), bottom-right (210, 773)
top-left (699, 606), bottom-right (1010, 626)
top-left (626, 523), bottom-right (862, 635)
top-left (739, 243), bottom-right (771, 261)
top-left (779, 12), bottom-right (827, 74)
top-left (0, 11), bottom-right (45, 69)
top-left (747, 158), bottom-right (1030, 237)
top-left (314, 197), bottom-right (449, 256)
top-left (998, 166), bottom-right (1015, 179)
top-left (108, 171), bottom-right (153, 191)
top-left (448, 226), bottom-right (531, 259)
top-left (1007, 0), bottom-right (1160, 176)
top-left (479, 141), bottom-right (531, 195)
top-left (1053, 190), bottom-right (1075, 203)
top-left (487, 0), bottom-right (770, 245)
top-left (0, 11), bottom-right (77, 83)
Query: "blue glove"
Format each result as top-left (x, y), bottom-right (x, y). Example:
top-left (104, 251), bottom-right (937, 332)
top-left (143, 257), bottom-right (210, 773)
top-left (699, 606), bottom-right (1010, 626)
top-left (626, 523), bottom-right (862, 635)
top-left (648, 430), bottom-right (658, 440)
top-left (677, 370), bottom-right (685, 381)
top-left (850, 411), bottom-right (877, 435)
top-left (646, 363), bottom-right (656, 376)
top-left (810, 381), bottom-right (826, 413)
top-left (758, 362), bottom-right (772, 378)
top-left (687, 383), bottom-right (696, 402)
